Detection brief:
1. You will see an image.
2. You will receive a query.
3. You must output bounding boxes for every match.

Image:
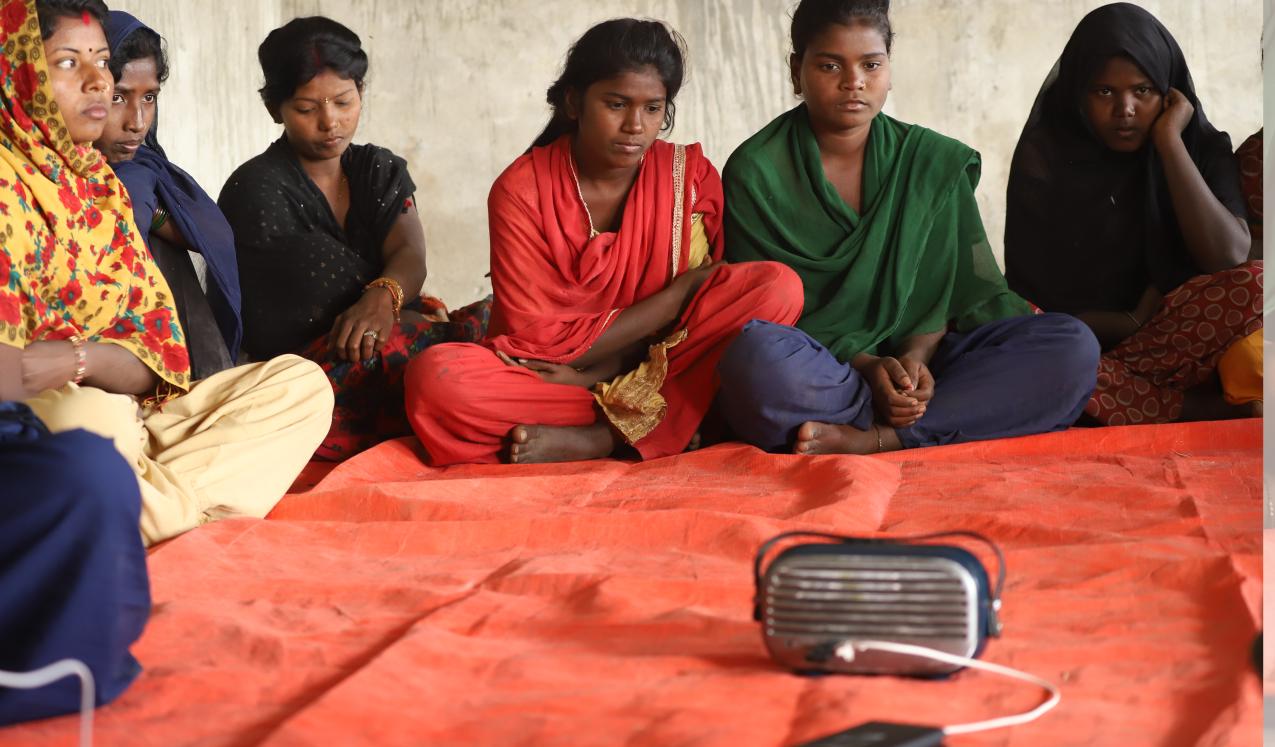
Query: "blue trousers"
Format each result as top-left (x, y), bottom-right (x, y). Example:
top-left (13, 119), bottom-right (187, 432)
top-left (716, 314), bottom-right (1099, 452)
top-left (0, 404), bottom-right (149, 726)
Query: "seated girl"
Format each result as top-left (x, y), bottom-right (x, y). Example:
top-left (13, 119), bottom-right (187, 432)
top-left (96, 11), bottom-right (239, 381)
top-left (1004, 2), bottom-right (1261, 425)
top-left (219, 17), bottom-right (488, 461)
top-left (405, 19), bottom-right (804, 465)
top-left (719, 0), bottom-right (1099, 455)
top-left (3, 0), bottom-right (332, 545)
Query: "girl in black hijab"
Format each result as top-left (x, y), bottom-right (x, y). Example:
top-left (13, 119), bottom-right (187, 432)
top-left (1005, 3), bottom-right (1260, 425)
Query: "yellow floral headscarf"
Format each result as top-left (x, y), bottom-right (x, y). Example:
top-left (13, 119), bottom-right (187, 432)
top-left (0, 0), bottom-right (188, 391)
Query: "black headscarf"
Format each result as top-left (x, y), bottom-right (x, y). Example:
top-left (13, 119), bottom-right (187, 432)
top-left (218, 138), bottom-right (415, 360)
top-left (1004, 2), bottom-right (1246, 314)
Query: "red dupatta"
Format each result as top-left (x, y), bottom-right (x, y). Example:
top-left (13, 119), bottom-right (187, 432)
top-left (484, 136), bottom-right (723, 363)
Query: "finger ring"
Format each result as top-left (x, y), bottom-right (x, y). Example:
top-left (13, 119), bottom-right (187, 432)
top-left (362, 330), bottom-right (379, 340)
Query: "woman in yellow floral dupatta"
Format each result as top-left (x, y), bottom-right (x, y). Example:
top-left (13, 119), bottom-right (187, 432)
top-left (0, 0), bottom-right (333, 544)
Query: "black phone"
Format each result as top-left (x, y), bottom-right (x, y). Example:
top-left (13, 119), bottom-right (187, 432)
top-left (793, 721), bottom-right (944, 747)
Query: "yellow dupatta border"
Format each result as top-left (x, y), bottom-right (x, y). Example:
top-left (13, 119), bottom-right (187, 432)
top-left (593, 142), bottom-right (707, 445)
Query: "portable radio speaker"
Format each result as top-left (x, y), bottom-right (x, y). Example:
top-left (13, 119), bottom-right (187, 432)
top-left (754, 531), bottom-right (1005, 676)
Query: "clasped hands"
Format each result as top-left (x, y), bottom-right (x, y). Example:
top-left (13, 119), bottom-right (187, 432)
top-left (864, 354), bottom-right (934, 428)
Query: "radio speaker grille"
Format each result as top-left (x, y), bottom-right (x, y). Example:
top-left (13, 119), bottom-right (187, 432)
top-left (761, 554), bottom-right (979, 675)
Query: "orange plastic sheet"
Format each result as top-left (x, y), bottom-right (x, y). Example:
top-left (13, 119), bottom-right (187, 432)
top-left (2, 421), bottom-right (1261, 746)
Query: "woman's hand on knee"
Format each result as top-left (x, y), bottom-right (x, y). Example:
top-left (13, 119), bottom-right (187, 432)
top-left (329, 293), bottom-right (396, 363)
top-left (868, 356), bottom-right (926, 427)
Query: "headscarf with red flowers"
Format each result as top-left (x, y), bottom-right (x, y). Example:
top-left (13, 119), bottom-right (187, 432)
top-left (0, 0), bottom-right (189, 391)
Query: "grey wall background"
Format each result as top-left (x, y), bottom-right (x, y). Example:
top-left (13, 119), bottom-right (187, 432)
top-left (110, 0), bottom-right (1262, 308)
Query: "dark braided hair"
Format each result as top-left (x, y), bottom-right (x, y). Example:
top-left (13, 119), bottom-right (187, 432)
top-left (530, 18), bottom-right (687, 150)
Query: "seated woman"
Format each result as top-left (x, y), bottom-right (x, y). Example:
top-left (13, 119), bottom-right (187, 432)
top-left (0, 403), bottom-right (147, 726)
top-left (96, 11), bottom-right (239, 381)
top-left (719, 0), bottom-right (1099, 455)
top-left (3, 0), bottom-right (333, 545)
top-left (219, 17), bottom-right (486, 461)
top-left (1004, 2), bottom-right (1261, 425)
top-left (405, 19), bottom-right (803, 465)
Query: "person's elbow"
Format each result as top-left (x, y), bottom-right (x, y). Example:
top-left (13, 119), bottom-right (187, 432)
top-left (1197, 219), bottom-right (1251, 273)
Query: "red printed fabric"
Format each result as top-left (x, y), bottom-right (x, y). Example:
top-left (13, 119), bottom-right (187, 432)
top-left (307, 296), bottom-right (490, 461)
top-left (1086, 261), bottom-right (1263, 425)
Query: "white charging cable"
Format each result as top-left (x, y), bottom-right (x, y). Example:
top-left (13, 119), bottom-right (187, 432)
top-left (0, 659), bottom-right (94, 747)
top-left (835, 640), bottom-right (1060, 736)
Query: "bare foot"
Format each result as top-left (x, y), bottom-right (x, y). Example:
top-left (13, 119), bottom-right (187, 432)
top-left (793, 421), bottom-right (901, 455)
top-left (686, 431), bottom-right (702, 452)
top-left (507, 423), bottom-right (617, 464)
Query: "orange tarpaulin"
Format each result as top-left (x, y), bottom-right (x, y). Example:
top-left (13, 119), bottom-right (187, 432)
top-left (1, 421), bottom-right (1261, 746)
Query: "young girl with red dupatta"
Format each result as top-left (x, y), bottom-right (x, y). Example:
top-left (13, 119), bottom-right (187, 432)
top-left (1005, 3), bottom-right (1262, 425)
top-left (405, 19), bottom-right (803, 465)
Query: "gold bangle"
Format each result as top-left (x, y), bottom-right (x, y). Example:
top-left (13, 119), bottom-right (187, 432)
top-left (68, 334), bottom-right (87, 385)
top-left (364, 277), bottom-right (404, 319)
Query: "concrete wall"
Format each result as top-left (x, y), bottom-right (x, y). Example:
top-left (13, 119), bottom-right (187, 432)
top-left (110, 0), bottom-right (1262, 308)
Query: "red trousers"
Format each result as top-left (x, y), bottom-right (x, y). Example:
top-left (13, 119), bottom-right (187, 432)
top-left (1087, 261), bottom-right (1263, 425)
top-left (405, 262), bottom-right (803, 465)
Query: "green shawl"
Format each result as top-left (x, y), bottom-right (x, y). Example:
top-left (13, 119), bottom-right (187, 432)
top-left (723, 106), bottom-right (1030, 360)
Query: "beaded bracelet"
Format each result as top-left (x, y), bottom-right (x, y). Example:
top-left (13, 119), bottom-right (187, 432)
top-left (68, 334), bottom-right (87, 385)
top-left (365, 277), bottom-right (404, 319)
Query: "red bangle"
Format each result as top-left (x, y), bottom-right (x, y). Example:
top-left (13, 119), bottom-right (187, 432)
top-left (69, 334), bottom-right (87, 385)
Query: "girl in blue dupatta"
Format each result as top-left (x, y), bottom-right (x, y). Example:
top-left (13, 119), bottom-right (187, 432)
top-left (718, 0), bottom-right (1100, 455)
top-left (97, 11), bottom-right (241, 381)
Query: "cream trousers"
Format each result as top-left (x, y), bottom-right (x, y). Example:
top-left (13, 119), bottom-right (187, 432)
top-left (25, 354), bottom-right (333, 545)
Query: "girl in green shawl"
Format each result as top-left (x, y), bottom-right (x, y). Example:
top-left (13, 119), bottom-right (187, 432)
top-left (717, 0), bottom-right (1099, 455)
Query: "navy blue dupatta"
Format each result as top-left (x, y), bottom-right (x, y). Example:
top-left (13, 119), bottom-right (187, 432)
top-left (104, 12), bottom-right (244, 367)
